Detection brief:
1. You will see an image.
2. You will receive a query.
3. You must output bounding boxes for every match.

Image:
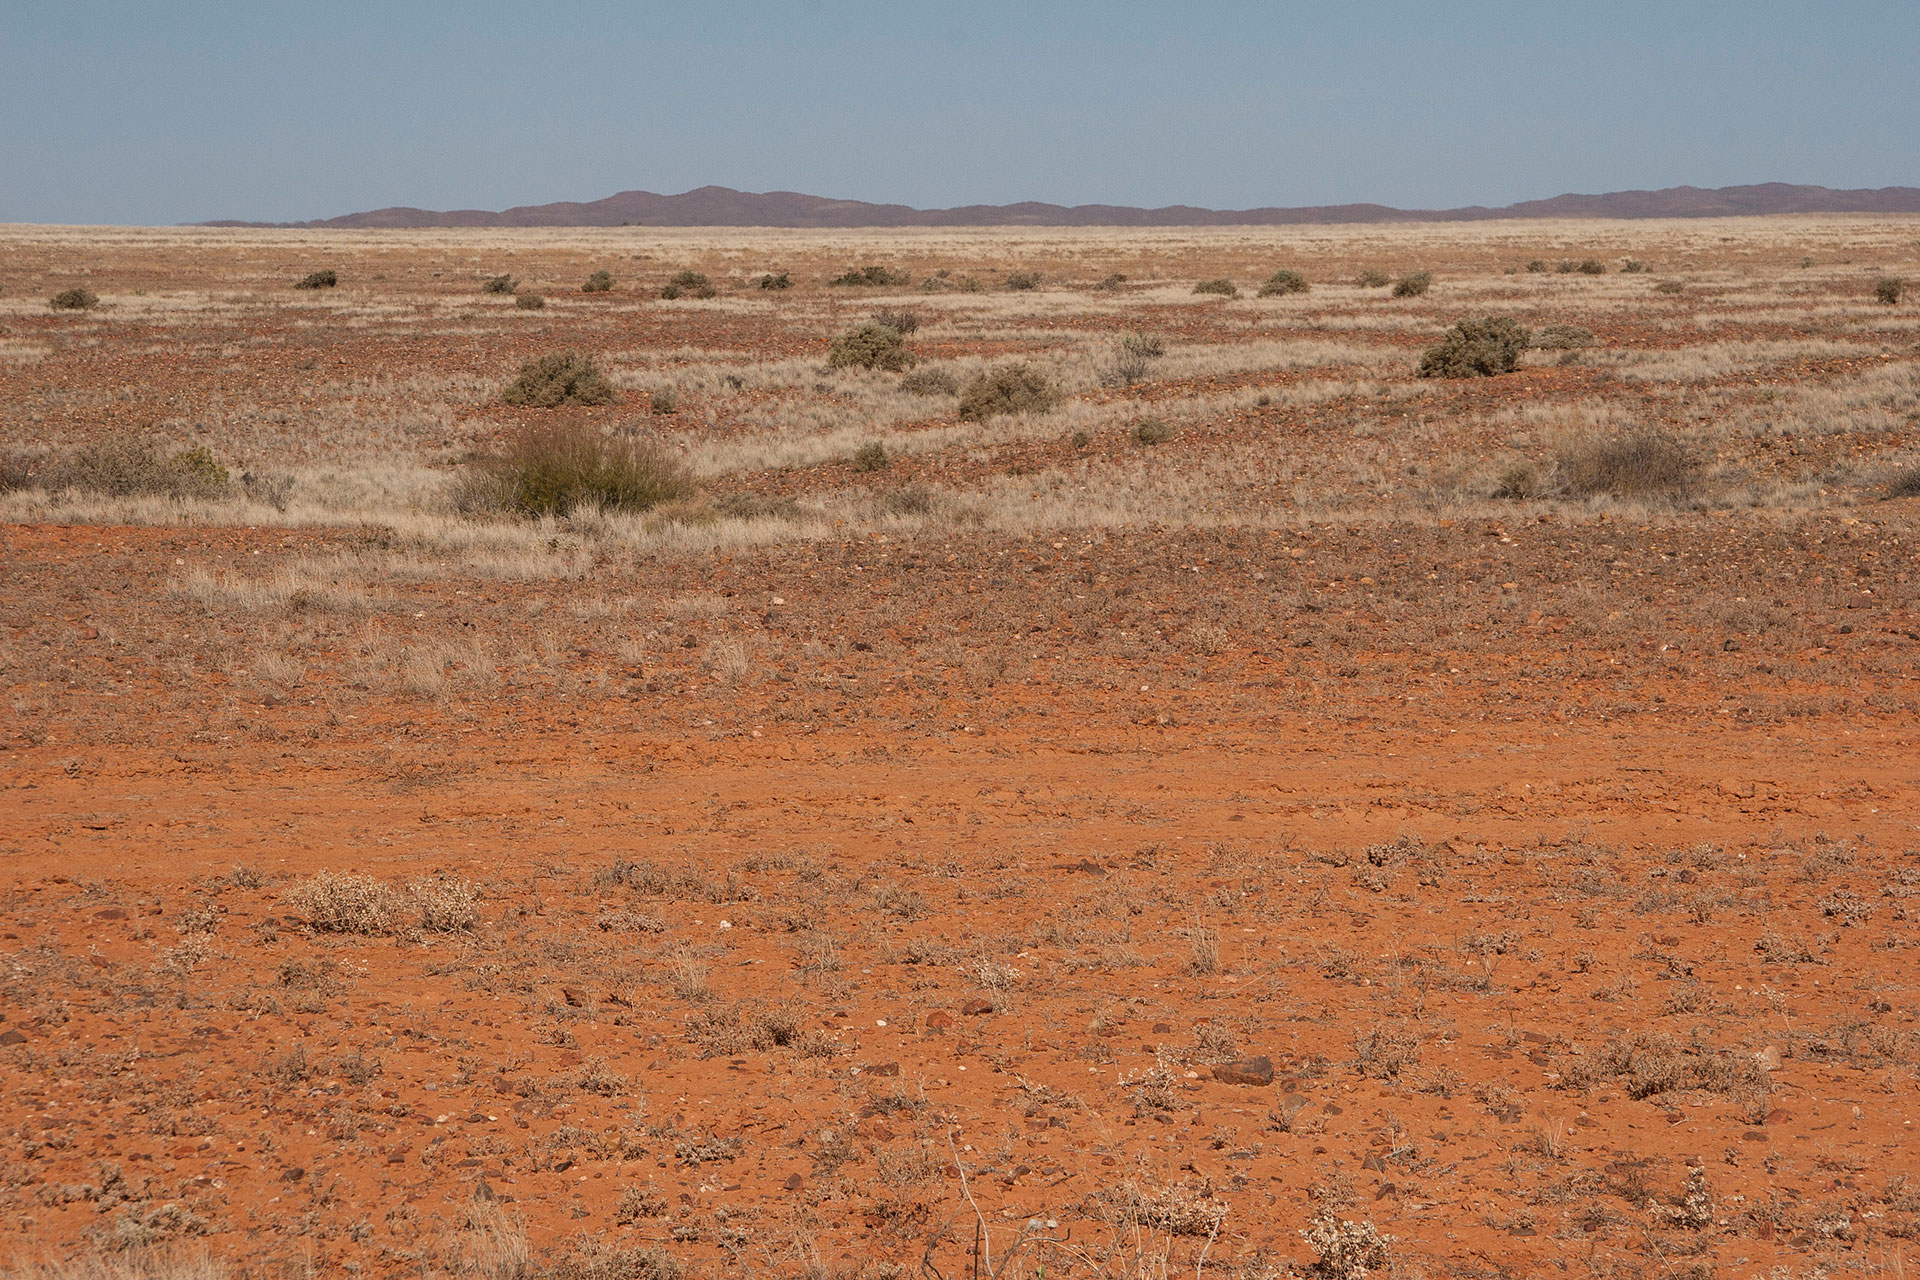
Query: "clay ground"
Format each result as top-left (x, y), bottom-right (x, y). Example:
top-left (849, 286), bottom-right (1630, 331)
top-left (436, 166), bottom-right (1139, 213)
top-left (2, 219), bottom-right (1919, 1280)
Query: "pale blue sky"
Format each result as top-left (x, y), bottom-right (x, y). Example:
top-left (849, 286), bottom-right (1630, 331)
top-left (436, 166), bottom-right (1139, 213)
top-left (3, 1), bottom-right (1916, 225)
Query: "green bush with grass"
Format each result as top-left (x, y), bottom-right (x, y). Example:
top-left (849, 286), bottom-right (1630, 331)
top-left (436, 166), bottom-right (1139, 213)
top-left (828, 266), bottom-right (910, 287)
top-left (957, 364), bottom-right (1060, 421)
top-left (1416, 317), bottom-right (1531, 378)
top-left (500, 352), bottom-right (617, 408)
top-left (482, 274), bottom-right (517, 294)
top-left (1391, 272), bottom-right (1432, 298)
top-left (458, 421), bottom-right (689, 517)
top-left (757, 272), bottom-right (792, 290)
top-left (582, 270), bottom-right (614, 293)
top-left (827, 322), bottom-right (915, 372)
top-left (48, 437), bottom-right (231, 499)
top-left (1192, 278), bottom-right (1238, 298)
top-left (661, 270), bottom-right (716, 300)
top-left (1257, 270), bottom-right (1310, 296)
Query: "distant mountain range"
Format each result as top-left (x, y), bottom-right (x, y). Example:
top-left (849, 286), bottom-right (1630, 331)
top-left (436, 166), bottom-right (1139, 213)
top-left (206, 183), bottom-right (1920, 230)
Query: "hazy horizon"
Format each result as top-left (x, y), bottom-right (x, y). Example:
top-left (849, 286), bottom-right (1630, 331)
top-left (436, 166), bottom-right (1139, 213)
top-left (5, 0), bottom-right (1918, 226)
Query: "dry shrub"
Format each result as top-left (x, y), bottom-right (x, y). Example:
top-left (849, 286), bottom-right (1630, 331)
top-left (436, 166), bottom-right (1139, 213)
top-left (1533, 322), bottom-right (1595, 349)
top-left (1876, 277), bottom-right (1906, 305)
top-left (1133, 418), bottom-right (1173, 446)
top-left (544, 1241), bottom-right (681, 1280)
top-left (582, 270), bottom-right (614, 293)
top-left (514, 292), bottom-right (546, 311)
top-left (1258, 269), bottom-right (1310, 296)
top-left (1557, 431), bottom-right (1695, 500)
top-left (482, 274), bottom-right (517, 294)
top-left (660, 270), bottom-right (716, 300)
top-left (411, 877), bottom-right (479, 932)
top-left (1356, 269), bottom-right (1390, 287)
top-left (1353, 1026), bottom-right (1419, 1079)
top-left (827, 321), bottom-right (914, 371)
top-left (51, 439), bottom-right (230, 500)
top-left (293, 270), bottom-right (337, 290)
top-left (869, 306), bottom-right (921, 334)
top-left (756, 271), bottom-right (791, 290)
top-left (899, 365), bottom-right (960, 396)
top-left (49, 287), bottom-right (100, 311)
top-left (499, 352), bottom-right (616, 407)
top-left (459, 420), bottom-right (689, 517)
top-left (2, 1247), bottom-right (227, 1280)
top-left (1417, 317), bottom-right (1530, 378)
top-left (958, 363), bottom-right (1060, 421)
top-left (1004, 270), bottom-right (1042, 290)
top-left (1390, 271), bottom-right (1431, 297)
top-left (0, 450), bottom-right (40, 492)
top-left (1299, 1214), bottom-right (1395, 1279)
top-left (852, 442), bottom-right (889, 472)
top-left (1192, 278), bottom-right (1238, 298)
top-left (828, 265), bottom-right (910, 287)
top-left (1093, 1179), bottom-right (1228, 1236)
top-left (1561, 1029), bottom-right (1770, 1100)
top-left (286, 872), bottom-right (404, 935)
top-left (1886, 464), bottom-right (1920, 498)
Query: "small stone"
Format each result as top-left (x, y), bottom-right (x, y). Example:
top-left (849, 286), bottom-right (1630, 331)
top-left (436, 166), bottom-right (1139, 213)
top-left (960, 998), bottom-right (993, 1017)
top-left (1211, 1056), bottom-right (1275, 1087)
top-left (924, 1011), bottom-right (954, 1030)
top-left (868, 1061), bottom-right (901, 1077)
top-left (784, 1173), bottom-right (804, 1191)
top-left (0, 1028), bottom-right (26, 1046)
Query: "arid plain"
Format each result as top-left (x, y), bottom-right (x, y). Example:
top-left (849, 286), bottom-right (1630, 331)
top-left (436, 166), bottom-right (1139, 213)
top-left (2, 217), bottom-right (1919, 1280)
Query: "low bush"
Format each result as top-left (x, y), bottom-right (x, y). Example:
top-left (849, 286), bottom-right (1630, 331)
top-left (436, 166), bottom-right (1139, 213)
top-left (1532, 322), bottom-right (1596, 349)
top-left (458, 420), bottom-right (690, 517)
top-left (482, 274), bottom-right (517, 294)
top-left (1557, 258), bottom-right (1605, 275)
top-left (1093, 272), bottom-right (1128, 291)
top-left (869, 307), bottom-right (920, 335)
top-left (1886, 465), bottom-right (1920, 498)
top-left (1558, 431), bottom-right (1695, 500)
top-left (51, 437), bottom-right (231, 499)
top-left (757, 272), bottom-right (792, 290)
top-left (661, 270), bottom-right (716, 300)
top-left (650, 389), bottom-right (678, 415)
top-left (1416, 316), bottom-right (1531, 377)
top-left (1654, 279), bottom-right (1688, 295)
top-left (957, 363), bottom-right (1060, 421)
top-left (827, 321), bottom-right (914, 372)
top-left (515, 292), bottom-right (547, 310)
top-left (1621, 259), bottom-right (1648, 273)
top-left (851, 442), bottom-right (889, 472)
top-left (828, 265), bottom-right (910, 287)
top-left (1132, 418), bottom-right (1173, 445)
top-left (1258, 269), bottom-right (1310, 296)
top-left (1524, 259), bottom-right (1548, 273)
top-left (1391, 272), bottom-right (1432, 297)
top-left (1875, 277), bottom-right (1906, 305)
top-left (0, 451), bottom-right (39, 492)
top-left (500, 352), bottom-right (617, 407)
top-left (1004, 270), bottom-right (1041, 290)
top-left (582, 270), bottom-right (614, 292)
top-left (1101, 332), bottom-right (1166, 388)
top-left (1356, 270), bottom-right (1391, 287)
top-left (1192, 278), bottom-right (1238, 298)
top-left (294, 270), bottom-right (338, 290)
top-left (49, 287), bottom-right (99, 310)
top-left (899, 366), bottom-right (959, 396)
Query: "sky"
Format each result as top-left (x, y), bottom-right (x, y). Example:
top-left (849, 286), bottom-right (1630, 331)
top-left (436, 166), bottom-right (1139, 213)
top-left (3, 1), bottom-right (1917, 225)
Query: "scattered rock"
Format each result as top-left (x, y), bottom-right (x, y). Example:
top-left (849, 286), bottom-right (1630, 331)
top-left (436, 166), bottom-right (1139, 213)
top-left (1212, 1056), bottom-right (1275, 1086)
top-left (867, 1061), bottom-right (900, 1077)
top-left (960, 998), bottom-right (994, 1016)
top-left (784, 1173), bottom-right (804, 1191)
top-left (0, 1028), bottom-right (27, 1046)
top-left (924, 1011), bottom-right (954, 1030)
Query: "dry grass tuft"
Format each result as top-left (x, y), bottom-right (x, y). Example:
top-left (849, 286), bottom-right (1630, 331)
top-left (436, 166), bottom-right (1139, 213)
top-left (459, 421), bottom-right (690, 518)
top-left (1557, 431), bottom-right (1696, 500)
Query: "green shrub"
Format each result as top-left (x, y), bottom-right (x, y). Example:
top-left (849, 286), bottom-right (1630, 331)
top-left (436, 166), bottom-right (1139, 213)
top-left (294, 270), bottom-right (338, 290)
top-left (827, 322), bottom-right (914, 372)
top-left (1416, 317), bottom-right (1531, 378)
top-left (500, 352), bottom-right (617, 408)
top-left (757, 272), bottom-right (792, 290)
top-left (1558, 432), bottom-right (1695, 500)
top-left (482, 274), bottom-right (517, 294)
top-left (49, 287), bottom-right (99, 310)
top-left (899, 366), bottom-right (959, 396)
top-left (870, 307), bottom-right (921, 335)
top-left (1192, 278), bottom-right (1238, 298)
top-left (1533, 323), bottom-right (1596, 350)
top-left (459, 421), bottom-right (689, 518)
top-left (958, 364), bottom-right (1060, 421)
top-left (52, 437), bottom-right (231, 499)
top-left (1132, 418), bottom-right (1173, 445)
top-left (1004, 271), bottom-right (1041, 291)
top-left (1390, 272), bottom-right (1431, 297)
top-left (1257, 269), bottom-right (1310, 296)
top-left (515, 292), bottom-right (547, 310)
top-left (828, 265), bottom-right (910, 287)
top-left (582, 270), bottom-right (614, 293)
top-left (852, 442), bottom-right (890, 472)
top-left (1875, 277), bottom-right (1905, 305)
top-left (1356, 270), bottom-right (1391, 287)
top-left (661, 270), bottom-right (716, 300)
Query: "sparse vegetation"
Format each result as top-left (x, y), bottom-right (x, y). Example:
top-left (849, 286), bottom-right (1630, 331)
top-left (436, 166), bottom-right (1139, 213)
top-left (500, 352), bottom-right (616, 407)
top-left (458, 420), bottom-right (690, 517)
top-left (1192, 278), bottom-right (1238, 298)
top-left (582, 270), bottom-right (613, 293)
top-left (1875, 277), bottom-right (1905, 305)
top-left (827, 321), bottom-right (914, 371)
top-left (757, 271), bottom-right (792, 290)
top-left (1416, 316), bottom-right (1531, 377)
top-left (1390, 271), bottom-right (1431, 297)
top-left (293, 270), bottom-right (338, 290)
top-left (1257, 269), bottom-right (1310, 296)
top-left (514, 292), bottom-right (546, 310)
top-left (49, 287), bottom-right (99, 310)
top-left (482, 274), bottom-right (517, 294)
top-left (828, 265), bottom-right (910, 287)
top-left (957, 363), bottom-right (1060, 420)
top-left (37, 438), bottom-right (231, 499)
top-left (1557, 430), bottom-right (1696, 500)
top-left (661, 270), bottom-right (716, 300)
top-left (868, 307), bottom-right (921, 335)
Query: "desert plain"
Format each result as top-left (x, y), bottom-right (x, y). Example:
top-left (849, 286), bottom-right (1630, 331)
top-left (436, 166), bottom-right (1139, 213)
top-left (2, 216), bottom-right (1919, 1280)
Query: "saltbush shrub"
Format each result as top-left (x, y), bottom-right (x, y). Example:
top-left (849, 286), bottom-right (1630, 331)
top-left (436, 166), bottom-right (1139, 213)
top-left (458, 421), bottom-right (689, 517)
top-left (851, 442), bottom-right (889, 472)
top-left (500, 352), bottom-right (617, 408)
top-left (957, 364), bottom-right (1060, 421)
top-left (827, 322), bottom-right (914, 372)
top-left (1004, 271), bottom-right (1042, 291)
top-left (1558, 432), bottom-right (1695, 500)
top-left (1875, 277), bottom-right (1905, 305)
top-left (52, 437), bottom-right (231, 499)
top-left (1416, 317), bottom-right (1531, 378)
top-left (1132, 418), bottom-right (1173, 445)
top-left (899, 366), bottom-right (960, 396)
top-left (515, 292), bottom-right (547, 310)
top-left (1532, 323), bottom-right (1596, 349)
top-left (1391, 272), bottom-right (1432, 297)
top-left (1093, 272), bottom-right (1128, 291)
top-left (828, 265), bottom-right (910, 287)
top-left (661, 270), bottom-right (716, 300)
top-left (869, 307), bottom-right (921, 335)
top-left (1192, 278), bottom-right (1238, 298)
top-left (482, 274), bottom-right (517, 294)
top-left (757, 272), bottom-right (792, 290)
top-left (1356, 270), bottom-right (1391, 287)
top-left (294, 270), bottom-right (338, 290)
top-left (582, 270), bottom-right (614, 293)
top-left (1886, 465), bottom-right (1920, 498)
top-left (1257, 269), bottom-right (1310, 296)
top-left (49, 287), bottom-right (99, 310)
